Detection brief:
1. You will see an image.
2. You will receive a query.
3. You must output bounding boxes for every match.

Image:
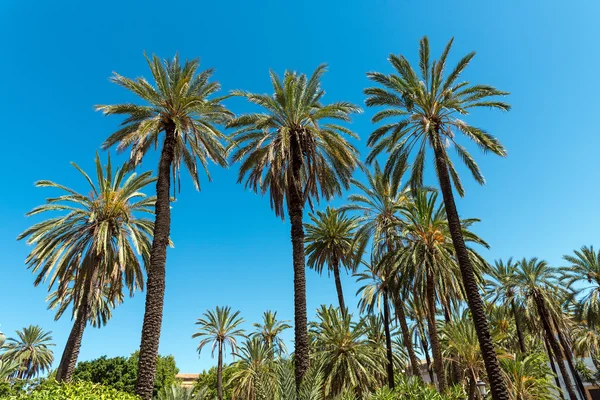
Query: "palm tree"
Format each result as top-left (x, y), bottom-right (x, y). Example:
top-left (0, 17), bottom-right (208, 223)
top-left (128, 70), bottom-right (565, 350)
top-left (310, 306), bottom-right (384, 397)
top-left (229, 336), bottom-right (276, 400)
top-left (513, 258), bottom-right (577, 400)
top-left (97, 54), bottom-right (232, 400)
top-left (396, 189), bottom-right (489, 391)
top-left (343, 164), bottom-right (420, 383)
top-left (500, 353), bottom-right (558, 400)
top-left (251, 310), bottom-right (291, 357)
top-left (1, 325), bottom-right (54, 379)
top-left (486, 259), bottom-right (526, 353)
top-left (0, 359), bottom-right (20, 381)
top-left (17, 154), bottom-right (154, 382)
top-left (305, 207), bottom-right (361, 312)
top-left (365, 36), bottom-right (510, 400)
top-left (561, 246), bottom-right (600, 328)
top-left (228, 65), bottom-right (360, 386)
top-left (192, 306), bottom-right (245, 400)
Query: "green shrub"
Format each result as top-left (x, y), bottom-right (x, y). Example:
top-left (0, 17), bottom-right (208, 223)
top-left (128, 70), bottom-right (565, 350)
top-left (370, 376), bottom-right (466, 400)
top-left (1, 380), bottom-right (139, 399)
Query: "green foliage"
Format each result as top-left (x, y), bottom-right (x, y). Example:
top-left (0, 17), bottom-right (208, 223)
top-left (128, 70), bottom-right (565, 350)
top-left (500, 353), bottom-right (558, 400)
top-left (158, 384), bottom-right (208, 400)
top-left (0, 326), bottom-right (54, 380)
top-left (71, 352), bottom-right (179, 397)
top-left (0, 380), bottom-right (139, 400)
top-left (369, 376), bottom-right (465, 399)
top-left (194, 364), bottom-right (241, 399)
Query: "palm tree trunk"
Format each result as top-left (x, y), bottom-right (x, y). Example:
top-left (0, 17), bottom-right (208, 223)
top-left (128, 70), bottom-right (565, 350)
top-left (433, 140), bottom-right (508, 400)
top-left (418, 321), bottom-right (435, 383)
top-left (217, 341), bottom-right (223, 400)
top-left (545, 336), bottom-right (566, 400)
top-left (552, 315), bottom-right (589, 400)
top-left (382, 289), bottom-right (395, 389)
top-left (511, 300), bottom-right (526, 353)
top-left (426, 271), bottom-right (446, 392)
top-left (535, 296), bottom-right (577, 400)
top-left (332, 256), bottom-right (346, 313)
top-left (442, 298), bottom-right (461, 386)
top-left (56, 265), bottom-right (99, 382)
top-left (135, 126), bottom-right (176, 400)
top-left (287, 144), bottom-right (309, 389)
top-left (393, 295), bottom-right (422, 380)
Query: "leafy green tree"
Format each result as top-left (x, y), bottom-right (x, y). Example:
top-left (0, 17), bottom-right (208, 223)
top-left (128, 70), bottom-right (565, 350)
top-left (305, 207), bottom-right (361, 312)
top-left (193, 306), bottom-right (245, 400)
top-left (228, 65), bottom-right (360, 387)
top-left (194, 364), bottom-right (240, 400)
top-left (1, 325), bottom-right (54, 379)
top-left (561, 245), bottom-right (600, 328)
top-left (252, 311), bottom-right (291, 357)
top-left (97, 54), bottom-right (232, 400)
top-left (10, 380), bottom-right (139, 400)
top-left (18, 154), bottom-right (155, 382)
top-left (365, 36), bottom-right (510, 400)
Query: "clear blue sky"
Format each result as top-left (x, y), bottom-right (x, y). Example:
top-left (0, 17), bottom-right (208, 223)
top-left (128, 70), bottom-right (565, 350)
top-left (1, 0), bottom-right (599, 374)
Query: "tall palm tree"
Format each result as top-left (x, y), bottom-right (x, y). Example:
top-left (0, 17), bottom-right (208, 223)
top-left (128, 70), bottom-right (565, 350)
top-left (305, 207), bottom-right (361, 312)
top-left (396, 189), bottom-right (488, 391)
top-left (486, 259), bottom-right (526, 353)
top-left (193, 306), bottom-right (245, 400)
top-left (343, 164), bottom-right (420, 383)
top-left (513, 258), bottom-right (577, 400)
top-left (310, 306), bottom-right (384, 397)
top-left (228, 65), bottom-right (360, 386)
top-left (97, 54), bottom-right (232, 400)
top-left (251, 310), bottom-right (291, 357)
top-left (1, 325), bottom-right (54, 379)
top-left (365, 36), bottom-right (511, 400)
top-left (17, 154), bottom-right (155, 382)
top-left (561, 246), bottom-right (600, 328)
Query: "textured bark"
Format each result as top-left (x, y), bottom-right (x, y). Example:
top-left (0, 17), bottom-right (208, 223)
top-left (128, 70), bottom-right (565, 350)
top-left (56, 266), bottom-right (98, 382)
top-left (545, 336), bottom-right (566, 400)
top-left (394, 295), bottom-right (422, 380)
top-left (418, 322), bottom-right (435, 384)
top-left (511, 300), bottom-right (526, 353)
top-left (217, 341), bottom-right (223, 400)
top-left (535, 296), bottom-right (577, 400)
top-left (426, 271), bottom-right (446, 392)
top-left (288, 137), bottom-right (309, 389)
top-left (382, 290), bottom-right (395, 389)
top-left (331, 256), bottom-right (346, 313)
top-left (135, 126), bottom-right (176, 400)
top-left (432, 140), bottom-right (508, 400)
top-left (552, 315), bottom-right (589, 400)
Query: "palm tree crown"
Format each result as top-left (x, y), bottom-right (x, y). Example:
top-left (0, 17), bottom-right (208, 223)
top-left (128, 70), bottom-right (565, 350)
top-left (251, 310), bottom-right (291, 357)
top-left (1, 325), bottom-right (54, 379)
top-left (193, 306), bottom-right (246, 358)
top-left (561, 246), bottom-right (600, 327)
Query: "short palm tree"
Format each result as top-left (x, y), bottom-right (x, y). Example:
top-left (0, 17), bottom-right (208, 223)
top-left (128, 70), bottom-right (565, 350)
top-left (17, 154), bottom-right (155, 382)
top-left (305, 207), bottom-right (361, 312)
top-left (97, 54), bottom-right (232, 400)
top-left (486, 259), bottom-right (526, 353)
top-left (365, 36), bottom-right (510, 400)
top-left (1, 325), bottom-right (54, 379)
top-left (228, 65), bottom-right (360, 386)
top-left (513, 258), bottom-right (577, 400)
top-left (229, 336), bottom-right (276, 400)
top-left (500, 353), bottom-right (558, 400)
top-left (310, 306), bottom-right (384, 397)
top-left (251, 310), bottom-right (291, 357)
top-left (0, 359), bottom-right (20, 380)
top-left (561, 245), bottom-right (600, 328)
top-left (193, 306), bottom-right (245, 400)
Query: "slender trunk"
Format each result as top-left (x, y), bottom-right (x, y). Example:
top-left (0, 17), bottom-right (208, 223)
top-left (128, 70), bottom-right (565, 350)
top-left (535, 296), bottom-right (577, 400)
top-left (382, 289), bottom-right (395, 389)
top-left (135, 126), bottom-right (176, 400)
top-left (288, 139), bottom-right (309, 389)
top-left (545, 336), bottom-right (566, 400)
top-left (217, 341), bottom-right (223, 400)
top-left (552, 315), bottom-right (589, 400)
top-left (511, 300), bottom-right (526, 353)
top-left (442, 298), bottom-right (461, 386)
top-left (331, 256), bottom-right (346, 313)
top-left (426, 271), bottom-right (446, 392)
top-left (432, 139), bottom-right (508, 400)
top-left (394, 295), bottom-right (422, 380)
top-left (56, 265), bottom-right (99, 382)
top-left (419, 324), bottom-right (435, 384)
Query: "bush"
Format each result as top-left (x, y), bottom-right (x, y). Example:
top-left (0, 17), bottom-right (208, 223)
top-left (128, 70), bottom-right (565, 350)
top-left (370, 377), bottom-right (466, 400)
top-left (0, 380), bottom-right (139, 399)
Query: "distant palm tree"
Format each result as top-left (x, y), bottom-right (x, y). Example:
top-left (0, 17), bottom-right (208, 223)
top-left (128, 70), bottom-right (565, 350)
top-left (228, 65), bottom-right (360, 387)
top-left (305, 207), bottom-right (361, 312)
top-left (1, 325), bottom-right (54, 379)
top-left (486, 259), bottom-right (526, 353)
top-left (97, 54), bottom-right (232, 400)
top-left (230, 336), bottom-right (276, 400)
top-left (561, 246), bottom-right (600, 328)
top-left (310, 306), bottom-right (384, 397)
top-left (514, 258), bottom-right (577, 400)
top-left (18, 154), bottom-right (154, 382)
top-left (0, 359), bottom-right (20, 381)
top-left (251, 310), bottom-right (291, 357)
top-left (365, 36), bottom-right (510, 400)
top-left (193, 306), bottom-right (245, 400)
